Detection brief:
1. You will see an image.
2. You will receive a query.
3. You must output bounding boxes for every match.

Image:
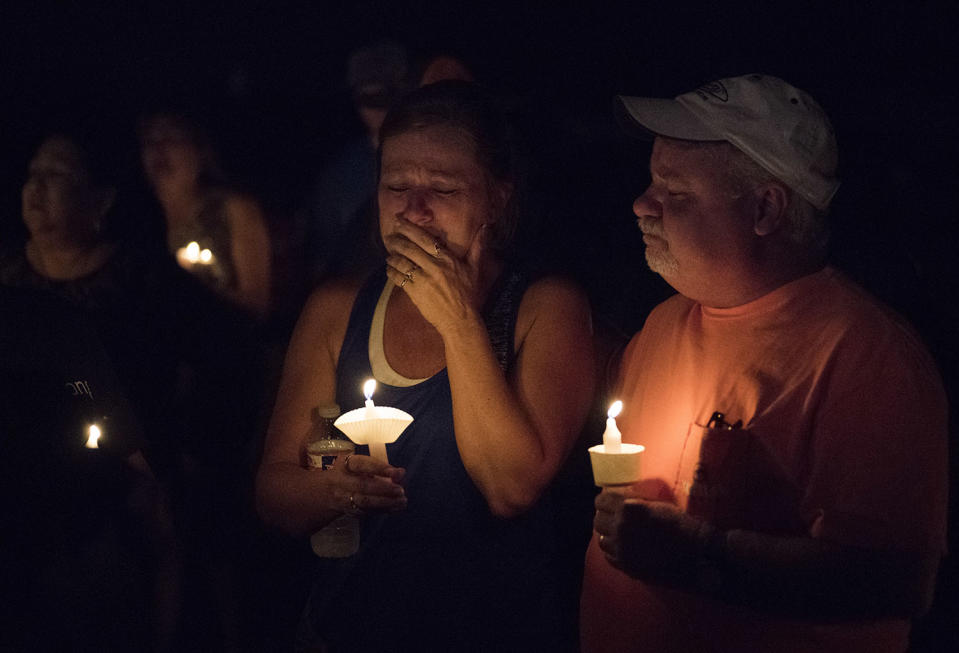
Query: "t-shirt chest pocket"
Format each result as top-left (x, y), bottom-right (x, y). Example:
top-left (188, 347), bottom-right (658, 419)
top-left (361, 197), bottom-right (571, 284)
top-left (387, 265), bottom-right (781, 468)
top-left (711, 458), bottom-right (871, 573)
top-left (676, 421), bottom-right (803, 534)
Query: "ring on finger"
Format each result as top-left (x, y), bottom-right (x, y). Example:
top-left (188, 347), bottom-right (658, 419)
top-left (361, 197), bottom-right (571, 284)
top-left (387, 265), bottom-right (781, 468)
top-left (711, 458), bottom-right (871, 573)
top-left (432, 240), bottom-right (443, 258)
top-left (349, 493), bottom-right (360, 513)
top-left (400, 277), bottom-right (409, 288)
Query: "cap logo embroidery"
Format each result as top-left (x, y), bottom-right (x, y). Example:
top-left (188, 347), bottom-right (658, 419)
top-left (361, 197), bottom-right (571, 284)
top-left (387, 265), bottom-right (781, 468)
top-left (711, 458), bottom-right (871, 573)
top-left (695, 81), bottom-right (729, 103)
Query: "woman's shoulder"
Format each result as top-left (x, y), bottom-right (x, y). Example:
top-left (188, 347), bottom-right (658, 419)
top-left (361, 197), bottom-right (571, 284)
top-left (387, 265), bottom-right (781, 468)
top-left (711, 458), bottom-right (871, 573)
top-left (220, 189), bottom-right (263, 212)
top-left (513, 273), bottom-right (592, 347)
top-left (293, 274), bottom-right (372, 360)
top-left (300, 274), bottom-right (369, 327)
top-left (520, 274), bottom-right (591, 313)
top-left (205, 188), bottom-right (267, 229)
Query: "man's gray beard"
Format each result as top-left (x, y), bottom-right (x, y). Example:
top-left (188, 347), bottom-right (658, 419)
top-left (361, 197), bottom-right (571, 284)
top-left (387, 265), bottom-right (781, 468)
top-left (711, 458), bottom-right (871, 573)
top-left (644, 246), bottom-right (678, 277)
top-left (637, 218), bottom-right (678, 276)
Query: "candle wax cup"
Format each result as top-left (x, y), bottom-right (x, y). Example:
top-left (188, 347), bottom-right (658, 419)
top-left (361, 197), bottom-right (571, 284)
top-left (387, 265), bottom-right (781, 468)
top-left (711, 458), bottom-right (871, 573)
top-left (588, 443), bottom-right (644, 487)
top-left (334, 405), bottom-right (414, 463)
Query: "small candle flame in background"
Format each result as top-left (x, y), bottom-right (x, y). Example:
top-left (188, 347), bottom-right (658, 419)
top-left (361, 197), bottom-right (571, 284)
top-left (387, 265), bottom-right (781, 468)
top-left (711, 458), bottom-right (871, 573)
top-left (185, 241), bottom-right (201, 262)
top-left (176, 241), bottom-right (215, 267)
top-left (603, 400), bottom-right (623, 452)
top-left (85, 423), bottom-right (101, 449)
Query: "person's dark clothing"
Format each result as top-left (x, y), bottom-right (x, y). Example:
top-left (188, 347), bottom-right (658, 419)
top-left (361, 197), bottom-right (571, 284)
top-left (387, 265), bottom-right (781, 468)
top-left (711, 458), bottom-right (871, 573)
top-left (0, 286), bottom-right (149, 650)
top-left (0, 242), bottom-right (260, 476)
top-left (304, 137), bottom-right (378, 285)
top-left (300, 268), bottom-right (565, 653)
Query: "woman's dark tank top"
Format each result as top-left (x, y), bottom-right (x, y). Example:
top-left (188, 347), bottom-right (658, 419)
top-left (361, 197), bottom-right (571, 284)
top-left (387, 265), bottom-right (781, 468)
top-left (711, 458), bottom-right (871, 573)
top-left (302, 267), bottom-right (564, 652)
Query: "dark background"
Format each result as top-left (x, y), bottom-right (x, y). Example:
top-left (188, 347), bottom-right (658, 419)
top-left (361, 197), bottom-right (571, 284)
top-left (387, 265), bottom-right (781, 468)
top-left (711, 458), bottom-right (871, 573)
top-left (1, 1), bottom-right (957, 330)
top-left (2, 0), bottom-right (957, 649)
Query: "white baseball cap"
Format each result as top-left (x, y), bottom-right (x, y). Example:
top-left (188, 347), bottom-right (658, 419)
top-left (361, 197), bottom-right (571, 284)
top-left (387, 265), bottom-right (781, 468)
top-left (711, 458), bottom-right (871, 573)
top-left (617, 74), bottom-right (840, 211)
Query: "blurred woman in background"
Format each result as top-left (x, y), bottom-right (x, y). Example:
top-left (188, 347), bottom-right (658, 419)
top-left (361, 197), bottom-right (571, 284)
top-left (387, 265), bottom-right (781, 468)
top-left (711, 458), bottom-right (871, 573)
top-left (139, 111), bottom-right (272, 319)
top-left (2, 128), bottom-right (181, 651)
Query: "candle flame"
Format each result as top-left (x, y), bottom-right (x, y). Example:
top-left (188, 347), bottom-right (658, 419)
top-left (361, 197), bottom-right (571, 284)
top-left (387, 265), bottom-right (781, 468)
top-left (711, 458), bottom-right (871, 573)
top-left (184, 241), bottom-right (201, 263)
top-left (85, 424), bottom-right (101, 449)
top-left (607, 400), bottom-right (623, 419)
top-left (199, 248), bottom-right (213, 263)
top-left (363, 379), bottom-right (376, 400)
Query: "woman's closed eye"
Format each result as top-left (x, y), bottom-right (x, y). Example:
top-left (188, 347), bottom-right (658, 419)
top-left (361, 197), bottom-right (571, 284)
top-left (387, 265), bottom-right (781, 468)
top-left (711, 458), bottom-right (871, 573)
top-left (383, 183), bottom-right (459, 196)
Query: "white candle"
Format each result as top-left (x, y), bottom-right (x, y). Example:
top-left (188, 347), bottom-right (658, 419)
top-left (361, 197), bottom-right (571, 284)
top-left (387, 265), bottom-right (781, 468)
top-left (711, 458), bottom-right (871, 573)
top-left (589, 400), bottom-right (644, 486)
top-left (85, 423), bottom-right (101, 449)
top-left (363, 379), bottom-right (377, 420)
top-left (603, 400), bottom-right (623, 453)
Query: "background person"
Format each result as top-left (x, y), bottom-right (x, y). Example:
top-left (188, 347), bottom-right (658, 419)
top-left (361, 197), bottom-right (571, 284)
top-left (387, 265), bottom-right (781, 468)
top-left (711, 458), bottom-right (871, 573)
top-left (580, 74), bottom-right (948, 653)
top-left (139, 110), bottom-right (272, 319)
top-left (1, 285), bottom-right (179, 652)
top-left (416, 52), bottom-right (475, 86)
top-left (302, 40), bottom-right (411, 286)
top-left (2, 128), bottom-right (190, 478)
top-left (257, 81), bottom-right (595, 652)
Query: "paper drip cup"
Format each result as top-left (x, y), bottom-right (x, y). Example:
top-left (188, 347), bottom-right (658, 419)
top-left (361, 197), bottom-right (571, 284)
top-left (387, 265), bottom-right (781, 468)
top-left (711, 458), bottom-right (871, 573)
top-left (588, 443), bottom-right (644, 487)
top-left (334, 406), bottom-right (413, 463)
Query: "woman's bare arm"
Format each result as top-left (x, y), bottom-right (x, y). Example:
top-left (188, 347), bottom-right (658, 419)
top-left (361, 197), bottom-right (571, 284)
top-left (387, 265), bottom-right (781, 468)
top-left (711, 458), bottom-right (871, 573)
top-left (444, 277), bottom-right (595, 517)
top-left (255, 280), bottom-right (406, 535)
top-left (225, 194), bottom-right (272, 318)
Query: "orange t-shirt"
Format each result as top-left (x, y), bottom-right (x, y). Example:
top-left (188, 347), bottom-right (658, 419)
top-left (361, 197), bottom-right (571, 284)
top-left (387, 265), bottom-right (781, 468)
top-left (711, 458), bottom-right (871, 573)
top-left (581, 267), bottom-right (947, 653)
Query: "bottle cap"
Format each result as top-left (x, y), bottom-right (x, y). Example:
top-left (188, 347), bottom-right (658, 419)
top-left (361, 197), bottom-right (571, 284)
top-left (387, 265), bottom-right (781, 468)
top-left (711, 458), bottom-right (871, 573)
top-left (317, 403), bottom-right (341, 420)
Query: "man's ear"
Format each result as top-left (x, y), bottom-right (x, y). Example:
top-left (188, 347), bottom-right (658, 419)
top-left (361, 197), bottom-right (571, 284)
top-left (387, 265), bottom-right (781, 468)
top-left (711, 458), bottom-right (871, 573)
top-left (753, 182), bottom-right (790, 237)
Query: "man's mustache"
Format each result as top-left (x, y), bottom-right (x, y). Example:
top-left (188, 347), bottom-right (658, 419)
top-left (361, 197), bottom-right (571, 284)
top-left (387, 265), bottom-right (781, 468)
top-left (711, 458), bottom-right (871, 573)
top-left (637, 218), bottom-right (665, 239)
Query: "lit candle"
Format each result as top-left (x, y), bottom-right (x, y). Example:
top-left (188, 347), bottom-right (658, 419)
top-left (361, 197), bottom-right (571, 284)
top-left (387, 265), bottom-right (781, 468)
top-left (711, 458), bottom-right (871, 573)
top-left (588, 400), bottom-right (643, 486)
top-left (175, 241), bottom-right (216, 267)
top-left (334, 379), bottom-right (412, 464)
top-left (85, 423), bottom-right (101, 449)
top-left (363, 379), bottom-right (377, 420)
top-left (603, 400), bottom-right (623, 452)
top-left (185, 241), bottom-right (200, 263)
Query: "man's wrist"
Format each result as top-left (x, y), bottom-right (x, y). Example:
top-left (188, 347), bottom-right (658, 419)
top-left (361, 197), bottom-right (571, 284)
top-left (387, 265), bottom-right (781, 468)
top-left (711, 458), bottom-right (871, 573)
top-left (695, 526), bottom-right (729, 595)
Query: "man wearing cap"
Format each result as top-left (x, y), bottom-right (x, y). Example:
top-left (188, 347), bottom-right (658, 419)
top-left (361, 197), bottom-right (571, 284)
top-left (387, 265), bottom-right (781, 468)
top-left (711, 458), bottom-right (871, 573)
top-left (304, 41), bottom-right (410, 284)
top-left (580, 75), bottom-right (947, 652)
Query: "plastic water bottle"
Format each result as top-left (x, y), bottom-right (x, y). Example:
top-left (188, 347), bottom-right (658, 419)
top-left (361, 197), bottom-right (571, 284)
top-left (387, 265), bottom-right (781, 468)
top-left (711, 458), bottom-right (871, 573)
top-left (305, 403), bottom-right (360, 557)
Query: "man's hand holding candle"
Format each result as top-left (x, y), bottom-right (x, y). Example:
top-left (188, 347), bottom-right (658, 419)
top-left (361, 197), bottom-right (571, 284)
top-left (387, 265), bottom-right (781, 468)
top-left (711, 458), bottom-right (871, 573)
top-left (594, 491), bottom-right (726, 592)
